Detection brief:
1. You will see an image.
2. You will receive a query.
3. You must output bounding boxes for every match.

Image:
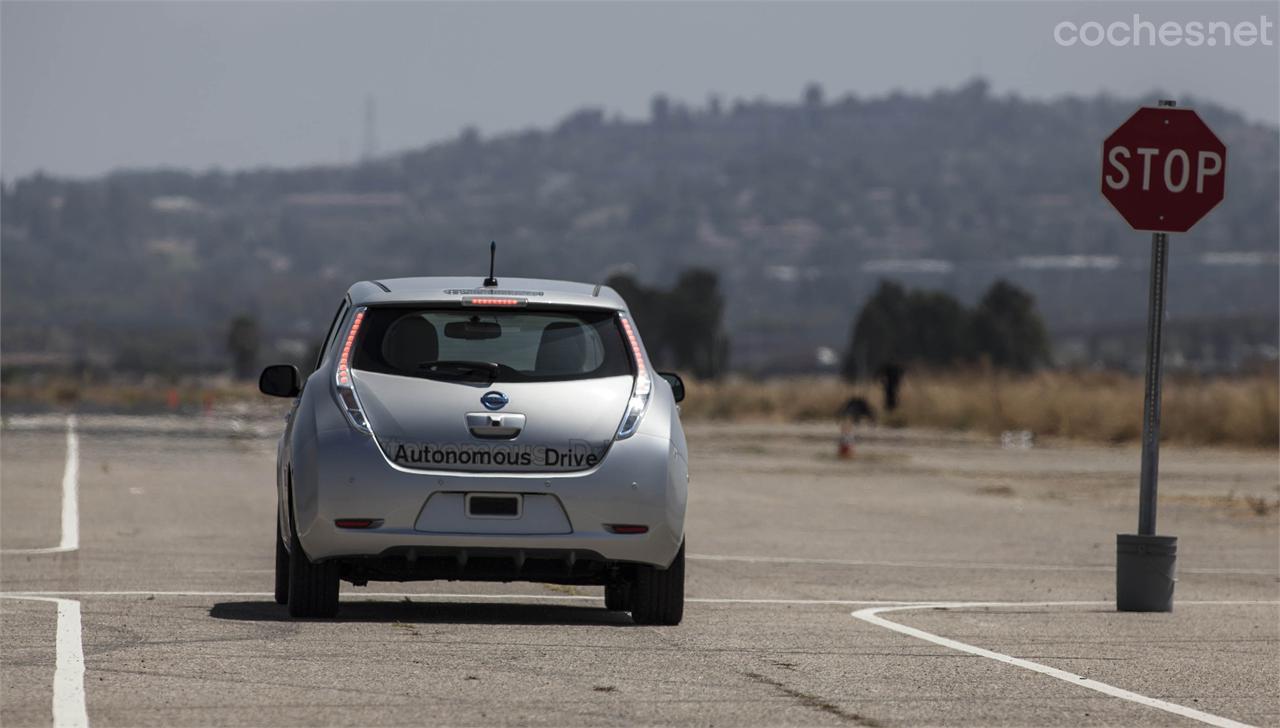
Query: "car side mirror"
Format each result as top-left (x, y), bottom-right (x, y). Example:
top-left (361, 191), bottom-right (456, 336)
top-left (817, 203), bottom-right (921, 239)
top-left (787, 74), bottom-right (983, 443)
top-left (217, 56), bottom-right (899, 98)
top-left (658, 372), bottom-right (685, 403)
top-left (259, 364), bottom-right (302, 398)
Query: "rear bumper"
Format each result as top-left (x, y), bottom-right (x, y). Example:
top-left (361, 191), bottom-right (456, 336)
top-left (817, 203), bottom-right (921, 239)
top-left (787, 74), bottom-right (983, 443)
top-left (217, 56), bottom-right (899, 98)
top-left (290, 423), bottom-right (688, 570)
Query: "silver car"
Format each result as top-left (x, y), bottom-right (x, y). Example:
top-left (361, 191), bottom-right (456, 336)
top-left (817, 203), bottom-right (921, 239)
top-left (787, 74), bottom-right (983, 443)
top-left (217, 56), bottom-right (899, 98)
top-left (259, 276), bottom-right (689, 623)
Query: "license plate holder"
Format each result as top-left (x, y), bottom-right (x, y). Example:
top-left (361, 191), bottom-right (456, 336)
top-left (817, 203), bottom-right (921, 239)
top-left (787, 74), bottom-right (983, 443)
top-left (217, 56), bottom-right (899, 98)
top-left (465, 493), bottom-right (522, 519)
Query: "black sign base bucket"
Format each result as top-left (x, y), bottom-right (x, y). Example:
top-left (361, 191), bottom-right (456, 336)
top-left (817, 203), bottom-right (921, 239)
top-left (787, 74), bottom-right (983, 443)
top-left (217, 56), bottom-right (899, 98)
top-left (1116, 534), bottom-right (1178, 612)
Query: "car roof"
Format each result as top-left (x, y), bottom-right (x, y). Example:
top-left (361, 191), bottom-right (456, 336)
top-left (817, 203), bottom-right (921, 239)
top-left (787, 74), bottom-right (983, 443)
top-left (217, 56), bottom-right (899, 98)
top-left (346, 276), bottom-right (629, 311)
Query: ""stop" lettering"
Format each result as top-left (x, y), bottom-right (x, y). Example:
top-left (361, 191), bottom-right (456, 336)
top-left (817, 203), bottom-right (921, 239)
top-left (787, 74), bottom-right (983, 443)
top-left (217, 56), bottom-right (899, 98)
top-left (1104, 146), bottom-right (1224, 194)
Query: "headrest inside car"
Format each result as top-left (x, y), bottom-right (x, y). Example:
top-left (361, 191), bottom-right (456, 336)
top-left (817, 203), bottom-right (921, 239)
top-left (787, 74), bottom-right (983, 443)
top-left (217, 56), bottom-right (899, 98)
top-left (535, 321), bottom-right (587, 374)
top-left (382, 316), bottom-right (439, 371)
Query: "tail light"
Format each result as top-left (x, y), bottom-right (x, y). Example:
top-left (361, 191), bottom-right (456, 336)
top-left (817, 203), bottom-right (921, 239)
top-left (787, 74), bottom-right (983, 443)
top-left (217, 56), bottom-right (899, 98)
top-left (335, 307), bottom-right (371, 433)
top-left (615, 313), bottom-right (651, 439)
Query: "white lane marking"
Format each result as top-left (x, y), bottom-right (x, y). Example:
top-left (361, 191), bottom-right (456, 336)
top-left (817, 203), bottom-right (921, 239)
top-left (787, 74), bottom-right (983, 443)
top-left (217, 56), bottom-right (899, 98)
top-left (690, 552), bottom-right (1278, 577)
top-left (58, 417), bottom-right (80, 551)
top-left (2, 416), bottom-right (80, 555)
top-left (851, 601), bottom-right (1261, 728)
top-left (0, 595), bottom-right (90, 728)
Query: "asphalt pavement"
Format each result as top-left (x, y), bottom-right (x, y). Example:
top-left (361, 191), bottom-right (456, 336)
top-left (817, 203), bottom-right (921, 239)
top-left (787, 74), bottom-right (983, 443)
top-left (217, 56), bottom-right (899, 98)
top-left (2, 414), bottom-right (1276, 727)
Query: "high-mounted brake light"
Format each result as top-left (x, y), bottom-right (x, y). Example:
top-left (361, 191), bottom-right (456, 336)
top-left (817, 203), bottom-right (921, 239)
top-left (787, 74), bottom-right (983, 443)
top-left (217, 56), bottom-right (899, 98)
top-left (615, 314), bottom-right (652, 440)
top-left (463, 297), bottom-right (525, 307)
top-left (334, 307), bottom-right (371, 433)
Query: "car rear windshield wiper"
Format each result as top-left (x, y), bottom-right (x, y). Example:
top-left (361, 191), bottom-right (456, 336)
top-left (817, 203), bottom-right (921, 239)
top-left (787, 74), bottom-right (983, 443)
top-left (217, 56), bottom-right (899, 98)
top-left (417, 360), bottom-right (501, 382)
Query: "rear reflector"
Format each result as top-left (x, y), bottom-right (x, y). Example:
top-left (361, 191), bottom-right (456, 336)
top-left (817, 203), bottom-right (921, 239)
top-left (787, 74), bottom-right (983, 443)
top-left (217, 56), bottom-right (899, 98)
top-left (463, 297), bottom-right (526, 307)
top-left (605, 524), bottom-right (649, 534)
top-left (335, 519), bottom-right (381, 529)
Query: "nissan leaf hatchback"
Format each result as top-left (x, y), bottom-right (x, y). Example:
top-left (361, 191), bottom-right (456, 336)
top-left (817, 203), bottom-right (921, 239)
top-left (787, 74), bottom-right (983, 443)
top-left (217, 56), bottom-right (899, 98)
top-left (258, 276), bottom-right (689, 624)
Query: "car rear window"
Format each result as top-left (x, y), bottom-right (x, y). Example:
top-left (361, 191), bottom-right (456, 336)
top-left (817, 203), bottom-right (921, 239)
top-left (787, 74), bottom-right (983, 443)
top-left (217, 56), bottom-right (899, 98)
top-left (351, 307), bottom-right (633, 382)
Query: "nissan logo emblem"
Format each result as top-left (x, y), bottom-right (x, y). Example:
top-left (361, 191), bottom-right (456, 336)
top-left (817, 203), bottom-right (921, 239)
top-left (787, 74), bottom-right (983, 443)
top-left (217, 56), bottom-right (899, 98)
top-left (481, 391), bottom-right (509, 411)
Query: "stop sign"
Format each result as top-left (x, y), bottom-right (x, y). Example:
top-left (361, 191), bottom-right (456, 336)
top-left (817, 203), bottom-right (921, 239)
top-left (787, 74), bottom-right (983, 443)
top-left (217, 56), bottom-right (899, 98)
top-left (1101, 107), bottom-right (1226, 233)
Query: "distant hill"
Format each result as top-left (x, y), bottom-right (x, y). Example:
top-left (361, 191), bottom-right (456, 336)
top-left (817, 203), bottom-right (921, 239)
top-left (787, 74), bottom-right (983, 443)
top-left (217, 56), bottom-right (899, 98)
top-left (2, 79), bottom-right (1277, 374)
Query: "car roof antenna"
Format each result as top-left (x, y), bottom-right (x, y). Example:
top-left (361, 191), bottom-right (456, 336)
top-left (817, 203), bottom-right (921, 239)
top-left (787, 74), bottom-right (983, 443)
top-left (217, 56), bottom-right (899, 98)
top-left (483, 241), bottom-right (498, 287)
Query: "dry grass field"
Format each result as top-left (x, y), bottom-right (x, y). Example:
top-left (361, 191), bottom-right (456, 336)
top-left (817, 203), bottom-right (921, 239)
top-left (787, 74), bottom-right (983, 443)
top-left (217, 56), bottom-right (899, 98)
top-left (680, 370), bottom-right (1279, 448)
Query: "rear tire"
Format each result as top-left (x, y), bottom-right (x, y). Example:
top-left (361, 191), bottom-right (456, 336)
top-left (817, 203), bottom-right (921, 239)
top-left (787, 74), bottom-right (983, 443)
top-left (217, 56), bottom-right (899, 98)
top-left (287, 503), bottom-right (340, 619)
top-left (629, 541), bottom-right (684, 625)
top-left (274, 516), bottom-right (289, 605)
top-left (604, 582), bottom-right (629, 611)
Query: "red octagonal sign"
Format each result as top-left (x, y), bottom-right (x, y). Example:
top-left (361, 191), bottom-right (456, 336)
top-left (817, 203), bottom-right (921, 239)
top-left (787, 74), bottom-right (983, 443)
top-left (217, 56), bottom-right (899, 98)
top-left (1101, 107), bottom-right (1227, 233)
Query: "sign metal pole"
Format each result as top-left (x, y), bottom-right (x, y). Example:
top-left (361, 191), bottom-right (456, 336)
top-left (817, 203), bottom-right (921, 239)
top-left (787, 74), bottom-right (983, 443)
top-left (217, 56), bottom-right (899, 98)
top-left (1137, 227), bottom-right (1169, 536)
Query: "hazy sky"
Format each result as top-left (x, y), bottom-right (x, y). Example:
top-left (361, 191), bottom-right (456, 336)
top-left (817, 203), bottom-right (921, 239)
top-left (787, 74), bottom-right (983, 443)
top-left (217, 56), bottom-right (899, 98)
top-left (2, 1), bottom-right (1276, 179)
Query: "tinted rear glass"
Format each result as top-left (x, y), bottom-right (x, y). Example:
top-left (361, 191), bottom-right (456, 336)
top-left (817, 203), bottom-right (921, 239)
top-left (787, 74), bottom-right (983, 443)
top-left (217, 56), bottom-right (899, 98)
top-left (352, 307), bottom-right (632, 382)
